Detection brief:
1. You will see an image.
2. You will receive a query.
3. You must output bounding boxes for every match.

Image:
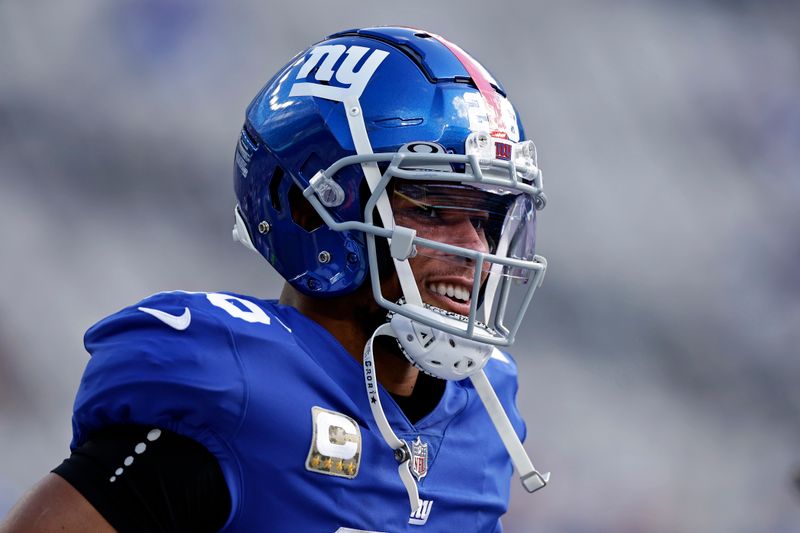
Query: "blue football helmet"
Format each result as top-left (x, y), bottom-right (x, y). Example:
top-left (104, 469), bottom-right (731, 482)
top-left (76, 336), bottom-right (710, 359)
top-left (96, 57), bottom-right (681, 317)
top-left (233, 26), bottom-right (546, 357)
top-left (233, 26), bottom-right (551, 505)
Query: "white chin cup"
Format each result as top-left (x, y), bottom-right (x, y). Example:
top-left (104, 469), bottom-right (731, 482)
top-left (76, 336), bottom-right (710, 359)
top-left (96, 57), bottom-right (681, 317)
top-left (390, 309), bottom-right (493, 380)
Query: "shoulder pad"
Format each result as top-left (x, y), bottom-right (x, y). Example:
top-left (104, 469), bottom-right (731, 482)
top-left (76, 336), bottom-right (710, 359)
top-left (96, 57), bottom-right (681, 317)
top-left (74, 291), bottom-right (280, 450)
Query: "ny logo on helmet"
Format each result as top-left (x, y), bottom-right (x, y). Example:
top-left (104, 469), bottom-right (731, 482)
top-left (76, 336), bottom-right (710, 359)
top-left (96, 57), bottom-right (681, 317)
top-left (289, 44), bottom-right (389, 103)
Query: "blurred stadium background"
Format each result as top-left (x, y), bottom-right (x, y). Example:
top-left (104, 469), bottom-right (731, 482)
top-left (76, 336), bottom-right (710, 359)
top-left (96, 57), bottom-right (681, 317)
top-left (1, 1), bottom-right (798, 531)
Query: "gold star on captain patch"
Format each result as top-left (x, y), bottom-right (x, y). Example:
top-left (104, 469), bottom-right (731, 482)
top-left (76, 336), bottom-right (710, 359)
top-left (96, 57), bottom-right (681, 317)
top-left (336, 459), bottom-right (344, 472)
top-left (323, 458), bottom-right (333, 470)
top-left (346, 461), bottom-right (356, 476)
top-left (310, 455), bottom-right (321, 468)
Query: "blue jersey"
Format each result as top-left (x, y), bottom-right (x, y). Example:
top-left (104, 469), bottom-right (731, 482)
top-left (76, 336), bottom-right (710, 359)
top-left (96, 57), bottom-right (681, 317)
top-left (72, 290), bottom-right (527, 532)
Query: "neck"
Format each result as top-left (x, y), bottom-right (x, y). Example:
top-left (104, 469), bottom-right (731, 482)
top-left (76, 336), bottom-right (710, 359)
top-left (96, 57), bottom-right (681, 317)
top-left (279, 283), bottom-right (420, 396)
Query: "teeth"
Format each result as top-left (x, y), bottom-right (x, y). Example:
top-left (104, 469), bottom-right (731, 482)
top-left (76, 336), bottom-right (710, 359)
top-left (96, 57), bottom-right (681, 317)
top-left (455, 286), bottom-right (467, 301)
top-left (428, 283), bottom-right (471, 302)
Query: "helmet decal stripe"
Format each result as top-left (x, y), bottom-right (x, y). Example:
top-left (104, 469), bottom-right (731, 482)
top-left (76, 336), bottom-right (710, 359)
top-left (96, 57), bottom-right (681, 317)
top-left (429, 34), bottom-right (509, 138)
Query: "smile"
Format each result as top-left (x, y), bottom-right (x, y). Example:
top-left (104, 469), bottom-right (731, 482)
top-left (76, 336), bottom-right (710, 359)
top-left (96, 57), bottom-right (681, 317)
top-left (427, 282), bottom-right (471, 302)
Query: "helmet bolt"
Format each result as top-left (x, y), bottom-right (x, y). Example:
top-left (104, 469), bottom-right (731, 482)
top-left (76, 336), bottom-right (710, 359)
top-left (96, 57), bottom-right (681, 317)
top-left (346, 252), bottom-right (359, 264)
top-left (318, 251), bottom-right (331, 264)
top-left (258, 221), bottom-right (271, 234)
top-left (306, 278), bottom-right (320, 290)
top-left (348, 106), bottom-right (360, 116)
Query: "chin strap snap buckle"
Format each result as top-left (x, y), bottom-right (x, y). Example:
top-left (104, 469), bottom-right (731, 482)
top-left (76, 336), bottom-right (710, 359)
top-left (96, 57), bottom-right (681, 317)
top-left (520, 470), bottom-right (550, 493)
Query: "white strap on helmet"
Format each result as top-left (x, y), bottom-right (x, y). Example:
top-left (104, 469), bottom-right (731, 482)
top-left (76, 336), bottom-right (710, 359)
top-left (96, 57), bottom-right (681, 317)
top-left (363, 322), bottom-right (422, 514)
top-left (343, 96), bottom-right (423, 308)
top-left (470, 365), bottom-right (550, 492)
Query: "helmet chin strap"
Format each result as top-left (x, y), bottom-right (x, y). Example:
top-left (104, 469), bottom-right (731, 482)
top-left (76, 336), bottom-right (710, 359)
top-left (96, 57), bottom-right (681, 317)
top-left (469, 366), bottom-right (550, 493)
top-left (363, 323), bottom-right (422, 515)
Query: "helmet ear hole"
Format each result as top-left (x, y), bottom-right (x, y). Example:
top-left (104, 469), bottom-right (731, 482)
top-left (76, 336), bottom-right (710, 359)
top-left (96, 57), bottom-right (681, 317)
top-left (288, 185), bottom-right (324, 232)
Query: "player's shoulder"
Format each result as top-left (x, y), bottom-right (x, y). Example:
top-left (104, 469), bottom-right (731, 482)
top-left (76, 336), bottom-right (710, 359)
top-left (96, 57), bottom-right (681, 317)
top-left (74, 290), bottom-right (290, 448)
top-left (478, 348), bottom-right (522, 405)
top-left (483, 348), bottom-right (521, 382)
top-left (477, 349), bottom-right (526, 441)
top-left (85, 290), bottom-right (288, 349)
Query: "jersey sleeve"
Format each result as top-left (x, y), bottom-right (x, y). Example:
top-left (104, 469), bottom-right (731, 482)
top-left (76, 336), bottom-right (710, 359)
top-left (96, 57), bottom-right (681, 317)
top-left (72, 291), bottom-right (247, 525)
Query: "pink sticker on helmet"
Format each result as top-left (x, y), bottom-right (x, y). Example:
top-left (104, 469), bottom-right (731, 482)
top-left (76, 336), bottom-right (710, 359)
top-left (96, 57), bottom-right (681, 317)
top-left (430, 33), bottom-right (510, 139)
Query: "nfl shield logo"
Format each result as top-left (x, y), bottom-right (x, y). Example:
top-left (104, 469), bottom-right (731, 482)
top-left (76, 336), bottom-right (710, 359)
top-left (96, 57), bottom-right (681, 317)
top-left (410, 436), bottom-right (428, 481)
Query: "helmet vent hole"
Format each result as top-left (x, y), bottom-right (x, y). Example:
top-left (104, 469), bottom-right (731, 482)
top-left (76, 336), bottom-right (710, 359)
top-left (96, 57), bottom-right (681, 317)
top-left (453, 359), bottom-right (473, 371)
top-left (269, 166), bottom-right (285, 211)
top-left (449, 339), bottom-right (456, 348)
top-left (429, 360), bottom-right (442, 367)
top-left (288, 185), bottom-right (324, 233)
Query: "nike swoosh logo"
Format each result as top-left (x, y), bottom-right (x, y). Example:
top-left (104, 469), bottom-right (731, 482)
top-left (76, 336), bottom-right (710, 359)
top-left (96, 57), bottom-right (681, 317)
top-left (138, 306), bottom-right (191, 331)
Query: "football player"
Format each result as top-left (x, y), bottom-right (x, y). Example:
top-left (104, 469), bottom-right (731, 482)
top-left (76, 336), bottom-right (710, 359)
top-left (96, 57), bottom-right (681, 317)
top-left (1, 27), bottom-right (549, 532)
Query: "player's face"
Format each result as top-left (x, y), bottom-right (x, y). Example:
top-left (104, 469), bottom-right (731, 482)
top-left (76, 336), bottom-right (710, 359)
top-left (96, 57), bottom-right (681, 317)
top-left (391, 182), bottom-right (494, 316)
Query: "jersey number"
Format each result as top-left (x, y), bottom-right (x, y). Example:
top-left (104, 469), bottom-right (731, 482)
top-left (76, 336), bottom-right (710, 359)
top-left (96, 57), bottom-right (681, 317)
top-left (206, 293), bottom-right (271, 325)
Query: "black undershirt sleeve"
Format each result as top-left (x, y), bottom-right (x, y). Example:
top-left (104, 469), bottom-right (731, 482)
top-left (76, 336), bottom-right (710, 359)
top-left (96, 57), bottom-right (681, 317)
top-left (52, 425), bottom-right (231, 533)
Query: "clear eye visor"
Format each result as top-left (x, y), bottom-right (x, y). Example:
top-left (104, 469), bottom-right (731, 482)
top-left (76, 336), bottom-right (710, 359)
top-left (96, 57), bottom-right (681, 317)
top-left (391, 181), bottom-right (536, 280)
